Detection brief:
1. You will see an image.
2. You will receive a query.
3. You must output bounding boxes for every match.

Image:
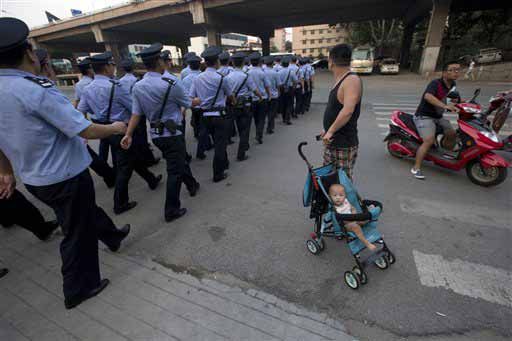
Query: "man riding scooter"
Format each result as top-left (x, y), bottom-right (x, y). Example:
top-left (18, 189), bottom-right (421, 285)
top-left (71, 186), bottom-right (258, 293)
top-left (411, 61), bottom-right (461, 179)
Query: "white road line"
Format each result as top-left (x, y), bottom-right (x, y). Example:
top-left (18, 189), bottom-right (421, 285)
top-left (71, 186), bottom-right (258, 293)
top-left (413, 250), bottom-right (512, 308)
top-left (399, 196), bottom-right (512, 229)
top-left (377, 124), bottom-right (388, 129)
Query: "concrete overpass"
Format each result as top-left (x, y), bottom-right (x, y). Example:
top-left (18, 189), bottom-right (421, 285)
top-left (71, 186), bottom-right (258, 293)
top-left (29, 0), bottom-right (508, 74)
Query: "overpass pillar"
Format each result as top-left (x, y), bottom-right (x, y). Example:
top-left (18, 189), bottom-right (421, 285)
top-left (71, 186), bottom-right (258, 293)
top-left (261, 33), bottom-right (271, 56)
top-left (400, 23), bottom-right (415, 69)
top-left (419, 0), bottom-right (451, 75)
top-left (206, 28), bottom-right (222, 47)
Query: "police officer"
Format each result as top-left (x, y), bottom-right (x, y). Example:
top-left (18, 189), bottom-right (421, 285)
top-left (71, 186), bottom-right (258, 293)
top-left (180, 52), bottom-right (197, 80)
top-left (218, 52), bottom-right (234, 76)
top-left (294, 57), bottom-right (306, 116)
top-left (262, 55), bottom-right (280, 134)
top-left (0, 17), bottom-right (130, 309)
top-left (288, 56), bottom-right (302, 118)
top-left (247, 52), bottom-right (271, 144)
top-left (273, 56), bottom-right (283, 72)
top-left (190, 46), bottom-right (233, 182)
top-left (182, 55), bottom-right (212, 155)
top-left (120, 58), bottom-right (161, 168)
top-left (121, 43), bottom-right (200, 222)
top-left (78, 51), bottom-right (162, 215)
top-left (72, 58), bottom-right (117, 188)
top-left (278, 57), bottom-right (298, 125)
top-left (225, 51), bottom-right (262, 161)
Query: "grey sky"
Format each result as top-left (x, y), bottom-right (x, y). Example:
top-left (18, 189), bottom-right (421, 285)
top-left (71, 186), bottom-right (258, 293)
top-left (0, 0), bottom-right (127, 28)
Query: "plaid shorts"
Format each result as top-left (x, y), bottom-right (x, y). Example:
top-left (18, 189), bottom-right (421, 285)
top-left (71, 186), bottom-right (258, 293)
top-left (323, 145), bottom-right (358, 180)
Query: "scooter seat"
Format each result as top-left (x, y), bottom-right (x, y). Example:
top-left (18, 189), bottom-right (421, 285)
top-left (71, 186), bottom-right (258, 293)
top-left (398, 112), bottom-right (420, 137)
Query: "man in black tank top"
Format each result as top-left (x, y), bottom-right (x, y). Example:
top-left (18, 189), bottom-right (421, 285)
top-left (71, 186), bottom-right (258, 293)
top-left (321, 44), bottom-right (362, 180)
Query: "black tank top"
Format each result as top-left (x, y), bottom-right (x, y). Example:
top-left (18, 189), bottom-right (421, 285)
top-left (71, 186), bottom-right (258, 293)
top-left (323, 72), bottom-right (361, 148)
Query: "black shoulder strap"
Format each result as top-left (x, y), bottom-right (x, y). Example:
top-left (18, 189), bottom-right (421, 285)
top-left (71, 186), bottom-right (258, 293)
top-left (106, 80), bottom-right (116, 122)
top-left (156, 77), bottom-right (176, 122)
top-left (234, 72), bottom-right (249, 98)
top-left (284, 70), bottom-right (291, 86)
top-left (209, 73), bottom-right (224, 110)
top-left (24, 76), bottom-right (53, 88)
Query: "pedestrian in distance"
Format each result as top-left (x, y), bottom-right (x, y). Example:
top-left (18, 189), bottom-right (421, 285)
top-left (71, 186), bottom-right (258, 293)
top-left (78, 51), bottom-right (162, 215)
top-left (320, 44), bottom-right (363, 181)
top-left (0, 17), bottom-right (131, 309)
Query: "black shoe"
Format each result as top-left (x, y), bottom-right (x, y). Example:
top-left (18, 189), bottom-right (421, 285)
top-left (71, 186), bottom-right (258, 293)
top-left (228, 139), bottom-right (235, 145)
top-left (40, 220), bottom-right (60, 241)
top-left (196, 154), bottom-right (206, 160)
top-left (165, 208), bottom-right (187, 223)
top-left (256, 138), bottom-right (263, 144)
top-left (114, 201), bottom-right (137, 215)
top-left (108, 224), bottom-right (131, 252)
top-left (237, 155), bottom-right (249, 162)
top-left (189, 183), bottom-right (200, 197)
top-left (213, 173), bottom-right (228, 183)
top-left (185, 153), bottom-right (192, 163)
top-left (149, 174), bottom-right (163, 190)
top-left (266, 130), bottom-right (274, 135)
top-left (105, 179), bottom-right (115, 189)
top-left (0, 268), bottom-right (8, 279)
top-left (285, 121), bottom-right (292, 125)
top-left (65, 279), bottom-right (110, 310)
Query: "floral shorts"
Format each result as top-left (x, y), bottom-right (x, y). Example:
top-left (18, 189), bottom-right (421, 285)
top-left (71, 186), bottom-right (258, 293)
top-left (323, 145), bottom-right (358, 180)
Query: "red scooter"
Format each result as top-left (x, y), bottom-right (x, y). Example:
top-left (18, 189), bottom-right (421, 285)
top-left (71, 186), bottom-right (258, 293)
top-left (487, 91), bottom-right (512, 151)
top-left (384, 89), bottom-right (509, 187)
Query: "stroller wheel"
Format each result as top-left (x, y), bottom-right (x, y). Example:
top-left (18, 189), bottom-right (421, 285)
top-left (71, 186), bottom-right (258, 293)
top-left (374, 256), bottom-right (389, 270)
top-left (306, 239), bottom-right (321, 255)
top-left (387, 251), bottom-right (396, 265)
top-left (352, 266), bottom-right (368, 285)
top-left (344, 271), bottom-right (360, 290)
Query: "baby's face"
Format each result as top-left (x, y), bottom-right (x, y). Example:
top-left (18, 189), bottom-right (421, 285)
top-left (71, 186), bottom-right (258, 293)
top-left (330, 187), bottom-right (346, 206)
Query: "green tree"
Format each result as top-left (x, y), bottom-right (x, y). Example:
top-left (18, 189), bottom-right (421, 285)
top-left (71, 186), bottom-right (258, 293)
top-left (285, 41), bottom-right (292, 52)
top-left (336, 19), bottom-right (403, 52)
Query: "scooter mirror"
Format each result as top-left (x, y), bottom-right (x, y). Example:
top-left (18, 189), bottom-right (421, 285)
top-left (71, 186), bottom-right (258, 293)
top-left (474, 88), bottom-right (481, 97)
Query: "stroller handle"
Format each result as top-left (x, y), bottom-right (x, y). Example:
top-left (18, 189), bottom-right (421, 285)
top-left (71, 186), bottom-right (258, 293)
top-left (298, 142), bottom-right (314, 169)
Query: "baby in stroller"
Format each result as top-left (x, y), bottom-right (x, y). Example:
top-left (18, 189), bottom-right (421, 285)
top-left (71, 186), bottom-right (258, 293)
top-left (329, 184), bottom-right (377, 251)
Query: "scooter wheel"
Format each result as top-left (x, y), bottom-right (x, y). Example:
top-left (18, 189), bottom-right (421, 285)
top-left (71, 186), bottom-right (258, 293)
top-left (466, 160), bottom-right (507, 187)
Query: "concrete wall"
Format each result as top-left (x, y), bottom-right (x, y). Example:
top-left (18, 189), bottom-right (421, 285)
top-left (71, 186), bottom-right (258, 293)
top-left (467, 62), bottom-right (512, 82)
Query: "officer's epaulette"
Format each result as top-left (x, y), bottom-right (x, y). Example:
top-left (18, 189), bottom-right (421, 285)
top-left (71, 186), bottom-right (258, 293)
top-left (216, 72), bottom-right (225, 78)
top-left (24, 76), bottom-right (53, 88)
top-left (109, 79), bottom-right (119, 85)
top-left (161, 77), bottom-right (176, 85)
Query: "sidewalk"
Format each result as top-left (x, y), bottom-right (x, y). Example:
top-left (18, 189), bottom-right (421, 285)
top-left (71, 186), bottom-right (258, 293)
top-left (0, 228), bottom-right (355, 341)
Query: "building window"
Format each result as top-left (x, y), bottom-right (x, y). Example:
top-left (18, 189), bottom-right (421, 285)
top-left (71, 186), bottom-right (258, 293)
top-left (326, 38), bottom-right (332, 43)
top-left (302, 40), bottom-right (306, 45)
top-left (311, 30), bottom-right (315, 34)
top-left (303, 49), bottom-right (307, 54)
top-left (327, 29), bottom-right (332, 33)
top-left (310, 48), bottom-right (315, 53)
top-left (318, 39), bottom-right (324, 43)
top-left (319, 29), bottom-right (323, 34)
top-left (336, 28), bottom-right (341, 33)
top-left (310, 39), bottom-right (315, 44)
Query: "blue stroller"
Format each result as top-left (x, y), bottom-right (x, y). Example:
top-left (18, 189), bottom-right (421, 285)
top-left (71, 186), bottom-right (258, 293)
top-left (299, 141), bottom-right (395, 289)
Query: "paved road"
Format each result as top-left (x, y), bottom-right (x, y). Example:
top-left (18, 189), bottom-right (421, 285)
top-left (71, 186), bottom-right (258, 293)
top-left (3, 72), bottom-right (511, 341)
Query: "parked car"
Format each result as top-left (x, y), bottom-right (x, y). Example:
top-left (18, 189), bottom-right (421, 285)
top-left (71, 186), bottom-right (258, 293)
top-left (476, 48), bottom-right (503, 64)
top-left (379, 58), bottom-right (399, 74)
top-left (312, 59), bottom-right (328, 69)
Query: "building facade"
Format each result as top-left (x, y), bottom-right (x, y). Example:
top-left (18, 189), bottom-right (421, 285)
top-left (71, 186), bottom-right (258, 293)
top-left (292, 24), bottom-right (348, 58)
top-left (189, 33), bottom-right (256, 55)
top-left (271, 28), bottom-right (286, 52)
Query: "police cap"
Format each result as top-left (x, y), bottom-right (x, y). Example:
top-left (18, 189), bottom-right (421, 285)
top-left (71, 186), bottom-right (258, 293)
top-left (183, 52), bottom-right (197, 61)
top-left (78, 58), bottom-right (92, 67)
top-left (137, 43), bottom-right (163, 61)
top-left (187, 55), bottom-right (201, 63)
top-left (120, 59), bottom-right (134, 68)
top-left (89, 51), bottom-right (114, 65)
top-left (160, 50), bottom-right (171, 61)
top-left (201, 46), bottom-right (223, 61)
top-left (231, 51), bottom-right (246, 61)
top-left (219, 51), bottom-right (230, 61)
top-left (0, 18), bottom-right (29, 54)
top-left (248, 51), bottom-right (262, 61)
top-left (281, 56), bottom-right (291, 65)
top-left (263, 55), bottom-right (274, 65)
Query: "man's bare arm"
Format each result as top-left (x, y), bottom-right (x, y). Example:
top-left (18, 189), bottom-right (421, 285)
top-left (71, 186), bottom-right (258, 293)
top-left (327, 76), bottom-right (361, 135)
top-left (424, 93), bottom-right (458, 111)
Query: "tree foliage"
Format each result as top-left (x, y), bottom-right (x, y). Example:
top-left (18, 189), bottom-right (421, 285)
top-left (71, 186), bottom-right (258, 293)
top-left (337, 19), bottom-right (403, 51)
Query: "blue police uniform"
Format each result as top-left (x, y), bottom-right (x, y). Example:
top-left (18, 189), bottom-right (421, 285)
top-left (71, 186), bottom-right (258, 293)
top-left (190, 47), bottom-right (232, 182)
top-left (182, 64), bottom-right (203, 140)
top-left (278, 59), bottom-right (298, 124)
top-left (263, 56), bottom-right (280, 134)
top-left (225, 55), bottom-right (258, 160)
top-left (294, 63), bottom-right (306, 116)
top-left (247, 52), bottom-right (271, 144)
top-left (119, 72), bottom-right (138, 93)
top-left (132, 48), bottom-right (200, 221)
top-left (78, 53), bottom-right (160, 214)
top-left (0, 18), bottom-right (128, 309)
top-left (74, 75), bottom-right (93, 102)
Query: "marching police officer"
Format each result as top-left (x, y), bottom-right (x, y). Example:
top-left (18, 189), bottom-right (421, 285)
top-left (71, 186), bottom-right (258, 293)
top-left (119, 59), bottom-right (137, 91)
top-left (225, 51), bottom-right (262, 161)
top-left (78, 51), bottom-right (162, 215)
top-left (190, 46), bottom-right (233, 182)
top-left (262, 55), bottom-right (280, 134)
top-left (278, 57), bottom-right (298, 125)
top-left (294, 57), bottom-right (306, 116)
top-left (74, 58), bottom-right (94, 107)
top-left (180, 52), bottom-right (197, 80)
top-left (247, 52), bottom-right (271, 144)
top-left (218, 52), bottom-right (234, 76)
top-left (121, 43), bottom-right (200, 222)
top-left (0, 17), bottom-right (130, 309)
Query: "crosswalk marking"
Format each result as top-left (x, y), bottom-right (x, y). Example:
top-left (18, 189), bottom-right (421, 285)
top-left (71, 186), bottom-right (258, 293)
top-left (413, 250), bottom-right (512, 308)
top-left (399, 195), bottom-right (511, 229)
